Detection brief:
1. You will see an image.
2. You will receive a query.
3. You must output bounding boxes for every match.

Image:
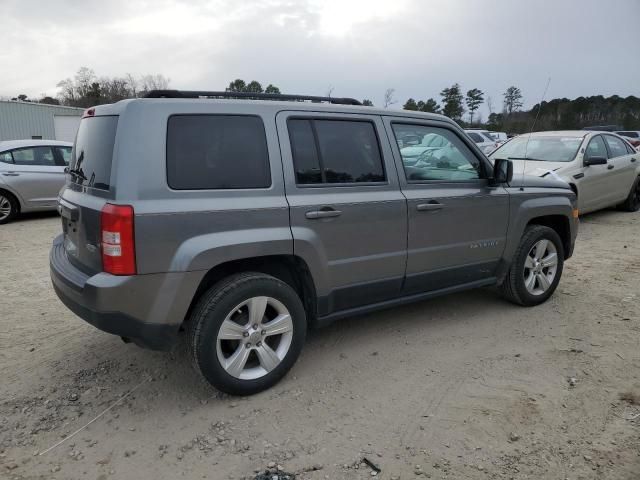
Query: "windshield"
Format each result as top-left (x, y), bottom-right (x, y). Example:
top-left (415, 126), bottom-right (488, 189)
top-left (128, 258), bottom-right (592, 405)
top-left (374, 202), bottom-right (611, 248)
top-left (489, 135), bottom-right (583, 162)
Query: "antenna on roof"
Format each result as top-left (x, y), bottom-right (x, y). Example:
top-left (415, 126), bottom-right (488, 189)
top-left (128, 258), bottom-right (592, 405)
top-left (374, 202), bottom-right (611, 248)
top-left (522, 77), bottom-right (551, 190)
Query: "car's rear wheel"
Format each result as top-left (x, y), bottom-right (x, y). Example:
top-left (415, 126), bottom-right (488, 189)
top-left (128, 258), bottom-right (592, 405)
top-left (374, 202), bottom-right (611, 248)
top-left (187, 272), bottom-right (306, 395)
top-left (501, 225), bottom-right (564, 306)
top-left (618, 176), bottom-right (640, 212)
top-left (0, 191), bottom-right (18, 225)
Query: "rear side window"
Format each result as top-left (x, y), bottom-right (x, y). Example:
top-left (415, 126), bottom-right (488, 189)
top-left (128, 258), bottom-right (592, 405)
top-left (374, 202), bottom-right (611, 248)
top-left (55, 146), bottom-right (72, 165)
top-left (604, 135), bottom-right (628, 158)
top-left (288, 118), bottom-right (385, 184)
top-left (167, 115), bottom-right (270, 190)
top-left (71, 116), bottom-right (118, 190)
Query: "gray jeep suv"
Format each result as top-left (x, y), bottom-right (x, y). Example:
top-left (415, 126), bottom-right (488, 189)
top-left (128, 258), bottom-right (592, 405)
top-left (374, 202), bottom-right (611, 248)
top-left (50, 91), bottom-right (578, 395)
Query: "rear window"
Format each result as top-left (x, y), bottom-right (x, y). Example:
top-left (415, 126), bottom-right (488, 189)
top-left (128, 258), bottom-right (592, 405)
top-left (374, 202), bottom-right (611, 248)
top-left (71, 116), bottom-right (118, 190)
top-left (167, 115), bottom-right (270, 190)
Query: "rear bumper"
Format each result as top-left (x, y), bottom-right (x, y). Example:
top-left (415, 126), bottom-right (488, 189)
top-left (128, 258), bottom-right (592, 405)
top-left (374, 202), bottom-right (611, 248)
top-left (50, 235), bottom-right (204, 350)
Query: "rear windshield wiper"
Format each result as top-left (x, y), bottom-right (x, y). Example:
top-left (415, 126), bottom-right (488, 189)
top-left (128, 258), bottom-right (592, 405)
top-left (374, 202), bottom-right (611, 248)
top-left (67, 167), bottom-right (87, 181)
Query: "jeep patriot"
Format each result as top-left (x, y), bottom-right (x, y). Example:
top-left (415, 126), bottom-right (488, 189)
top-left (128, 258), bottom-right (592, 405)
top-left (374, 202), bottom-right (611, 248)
top-left (50, 90), bottom-right (578, 395)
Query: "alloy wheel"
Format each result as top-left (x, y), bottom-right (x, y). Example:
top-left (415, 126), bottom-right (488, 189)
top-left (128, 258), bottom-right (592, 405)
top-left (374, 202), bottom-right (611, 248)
top-left (0, 195), bottom-right (12, 221)
top-left (523, 239), bottom-right (558, 296)
top-left (216, 296), bottom-right (294, 380)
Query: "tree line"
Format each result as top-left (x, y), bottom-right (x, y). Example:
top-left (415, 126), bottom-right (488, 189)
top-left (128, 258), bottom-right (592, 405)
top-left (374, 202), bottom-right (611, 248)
top-left (10, 68), bottom-right (640, 131)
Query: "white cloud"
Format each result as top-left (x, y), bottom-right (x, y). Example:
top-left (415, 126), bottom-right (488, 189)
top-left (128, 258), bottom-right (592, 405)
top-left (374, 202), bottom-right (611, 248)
top-left (1, 0), bottom-right (638, 110)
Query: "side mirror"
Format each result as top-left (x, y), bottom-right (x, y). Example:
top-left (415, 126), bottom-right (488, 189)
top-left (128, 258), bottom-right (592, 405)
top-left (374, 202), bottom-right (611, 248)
top-left (492, 158), bottom-right (513, 184)
top-left (584, 156), bottom-right (607, 166)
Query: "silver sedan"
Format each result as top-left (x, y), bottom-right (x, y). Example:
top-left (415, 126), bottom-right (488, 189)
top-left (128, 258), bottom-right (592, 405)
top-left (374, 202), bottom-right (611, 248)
top-left (489, 131), bottom-right (640, 215)
top-left (0, 139), bottom-right (72, 224)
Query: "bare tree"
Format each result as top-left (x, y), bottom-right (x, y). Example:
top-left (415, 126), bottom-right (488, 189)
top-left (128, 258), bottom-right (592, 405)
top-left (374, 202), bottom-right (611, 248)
top-left (383, 88), bottom-right (396, 108)
top-left (325, 85), bottom-right (334, 98)
top-left (486, 95), bottom-right (493, 115)
top-left (125, 73), bottom-right (139, 97)
top-left (139, 74), bottom-right (170, 93)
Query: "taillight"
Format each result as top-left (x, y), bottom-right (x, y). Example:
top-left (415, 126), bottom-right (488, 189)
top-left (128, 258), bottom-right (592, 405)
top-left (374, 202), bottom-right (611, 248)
top-left (100, 204), bottom-right (136, 275)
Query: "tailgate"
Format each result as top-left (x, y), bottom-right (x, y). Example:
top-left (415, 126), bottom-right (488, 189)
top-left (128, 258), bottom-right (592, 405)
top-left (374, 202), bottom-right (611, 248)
top-left (59, 114), bottom-right (118, 274)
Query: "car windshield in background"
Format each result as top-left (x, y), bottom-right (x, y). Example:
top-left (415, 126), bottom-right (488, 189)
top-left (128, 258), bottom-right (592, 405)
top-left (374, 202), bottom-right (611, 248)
top-left (70, 116), bottom-right (118, 190)
top-left (490, 136), bottom-right (583, 162)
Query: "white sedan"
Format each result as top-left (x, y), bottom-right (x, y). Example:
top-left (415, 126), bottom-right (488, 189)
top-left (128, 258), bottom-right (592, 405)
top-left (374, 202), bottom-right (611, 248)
top-left (489, 131), bottom-right (640, 214)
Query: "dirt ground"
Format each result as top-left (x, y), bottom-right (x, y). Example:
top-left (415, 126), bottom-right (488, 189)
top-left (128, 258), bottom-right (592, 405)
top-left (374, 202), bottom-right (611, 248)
top-left (1, 209), bottom-right (639, 480)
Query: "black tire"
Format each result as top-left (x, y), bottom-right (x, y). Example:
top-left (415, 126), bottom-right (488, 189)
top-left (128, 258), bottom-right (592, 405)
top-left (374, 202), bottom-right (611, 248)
top-left (186, 272), bottom-right (307, 396)
top-left (0, 190), bottom-right (19, 225)
top-left (617, 176), bottom-right (640, 212)
top-left (501, 225), bottom-right (565, 306)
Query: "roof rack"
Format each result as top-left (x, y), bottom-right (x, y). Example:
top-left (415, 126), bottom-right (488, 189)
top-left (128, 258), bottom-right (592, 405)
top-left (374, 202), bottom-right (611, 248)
top-left (144, 90), bottom-right (362, 106)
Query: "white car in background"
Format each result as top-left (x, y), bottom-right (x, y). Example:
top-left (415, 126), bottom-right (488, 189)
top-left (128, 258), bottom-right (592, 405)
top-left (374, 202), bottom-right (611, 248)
top-left (488, 131), bottom-right (508, 143)
top-left (0, 140), bottom-right (72, 224)
top-left (464, 129), bottom-right (499, 154)
top-left (489, 131), bottom-right (640, 214)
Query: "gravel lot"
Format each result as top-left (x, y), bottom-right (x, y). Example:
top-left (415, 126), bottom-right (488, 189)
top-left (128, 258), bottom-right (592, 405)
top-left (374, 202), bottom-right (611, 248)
top-left (1, 209), bottom-right (639, 480)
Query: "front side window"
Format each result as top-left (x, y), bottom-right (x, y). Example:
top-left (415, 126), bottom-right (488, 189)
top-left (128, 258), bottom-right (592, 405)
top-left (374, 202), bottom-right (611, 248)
top-left (288, 118), bottom-right (385, 184)
top-left (604, 135), bottom-right (628, 158)
top-left (167, 115), bottom-right (271, 190)
top-left (12, 147), bottom-right (56, 166)
top-left (392, 124), bottom-right (482, 182)
top-left (585, 135), bottom-right (608, 159)
top-left (0, 151), bottom-right (12, 164)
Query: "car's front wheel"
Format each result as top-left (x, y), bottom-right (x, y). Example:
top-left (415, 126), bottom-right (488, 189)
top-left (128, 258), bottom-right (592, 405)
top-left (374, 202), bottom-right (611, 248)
top-left (501, 225), bottom-right (564, 306)
top-left (187, 272), bottom-right (307, 395)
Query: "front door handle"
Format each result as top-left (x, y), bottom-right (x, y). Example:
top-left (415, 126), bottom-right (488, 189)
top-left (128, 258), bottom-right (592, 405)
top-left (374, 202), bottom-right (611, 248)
top-left (305, 208), bottom-right (342, 219)
top-left (416, 202), bottom-right (444, 211)
top-left (2, 172), bottom-right (20, 176)
top-left (631, 158), bottom-right (637, 163)
top-left (607, 164), bottom-right (614, 170)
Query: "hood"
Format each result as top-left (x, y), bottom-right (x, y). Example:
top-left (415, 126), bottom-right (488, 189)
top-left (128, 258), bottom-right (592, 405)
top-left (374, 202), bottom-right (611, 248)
top-left (509, 159), bottom-right (570, 177)
top-left (509, 174), bottom-right (571, 190)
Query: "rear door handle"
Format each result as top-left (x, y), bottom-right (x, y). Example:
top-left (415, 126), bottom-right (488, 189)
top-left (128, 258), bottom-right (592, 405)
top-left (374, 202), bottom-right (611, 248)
top-left (305, 208), bottom-right (342, 219)
top-left (631, 158), bottom-right (637, 163)
top-left (416, 202), bottom-right (444, 211)
top-left (607, 164), bottom-right (614, 170)
top-left (2, 172), bottom-right (20, 176)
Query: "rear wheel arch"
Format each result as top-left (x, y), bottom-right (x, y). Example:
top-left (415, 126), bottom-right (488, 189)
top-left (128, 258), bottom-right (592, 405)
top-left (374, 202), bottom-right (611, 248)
top-left (183, 255), bottom-right (317, 328)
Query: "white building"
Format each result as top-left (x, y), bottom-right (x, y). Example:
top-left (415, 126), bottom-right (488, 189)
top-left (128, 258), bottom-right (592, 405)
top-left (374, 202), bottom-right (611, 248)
top-left (0, 101), bottom-right (83, 142)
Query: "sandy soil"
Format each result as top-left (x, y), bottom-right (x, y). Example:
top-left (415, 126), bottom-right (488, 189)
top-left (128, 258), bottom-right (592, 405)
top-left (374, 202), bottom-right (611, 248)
top-left (1, 209), bottom-right (639, 480)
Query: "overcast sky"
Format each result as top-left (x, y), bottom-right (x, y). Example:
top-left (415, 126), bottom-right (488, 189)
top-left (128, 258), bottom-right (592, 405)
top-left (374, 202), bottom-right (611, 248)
top-left (3, 0), bottom-right (639, 117)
